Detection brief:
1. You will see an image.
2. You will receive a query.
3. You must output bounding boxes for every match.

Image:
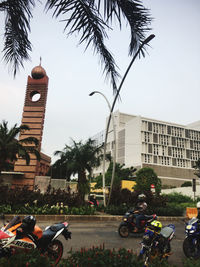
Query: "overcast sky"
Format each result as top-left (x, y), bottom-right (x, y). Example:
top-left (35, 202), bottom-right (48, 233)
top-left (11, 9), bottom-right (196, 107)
top-left (0, 0), bottom-right (199, 163)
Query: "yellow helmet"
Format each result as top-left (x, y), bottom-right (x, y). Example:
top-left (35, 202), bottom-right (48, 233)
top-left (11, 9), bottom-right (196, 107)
top-left (150, 220), bottom-right (162, 232)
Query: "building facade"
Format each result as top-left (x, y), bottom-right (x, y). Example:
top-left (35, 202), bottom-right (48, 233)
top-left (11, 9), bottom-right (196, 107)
top-left (93, 111), bottom-right (200, 186)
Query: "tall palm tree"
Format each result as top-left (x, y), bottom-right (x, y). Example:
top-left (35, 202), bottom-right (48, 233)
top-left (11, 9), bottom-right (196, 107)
top-left (0, 120), bottom-right (40, 174)
top-left (54, 138), bottom-right (102, 201)
top-left (0, 0), bottom-right (152, 92)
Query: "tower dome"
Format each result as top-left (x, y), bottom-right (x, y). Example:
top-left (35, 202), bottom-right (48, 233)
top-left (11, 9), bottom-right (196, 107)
top-left (31, 65), bottom-right (46, 79)
top-left (31, 58), bottom-right (46, 79)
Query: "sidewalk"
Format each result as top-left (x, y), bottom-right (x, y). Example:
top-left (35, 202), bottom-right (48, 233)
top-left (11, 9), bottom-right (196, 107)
top-left (3, 214), bottom-right (185, 222)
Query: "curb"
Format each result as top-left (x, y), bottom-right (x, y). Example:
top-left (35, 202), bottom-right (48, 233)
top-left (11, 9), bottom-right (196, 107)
top-left (3, 214), bottom-right (186, 222)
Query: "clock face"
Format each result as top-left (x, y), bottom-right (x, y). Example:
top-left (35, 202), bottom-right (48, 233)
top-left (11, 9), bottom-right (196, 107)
top-left (30, 91), bottom-right (41, 102)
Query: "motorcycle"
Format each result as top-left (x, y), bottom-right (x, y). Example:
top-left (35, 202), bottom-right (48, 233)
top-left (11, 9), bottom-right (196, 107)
top-left (183, 217), bottom-right (200, 259)
top-left (88, 195), bottom-right (99, 207)
top-left (0, 214), bottom-right (71, 265)
top-left (118, 210), bottom-right (157, 238)
top-left (139, 221), bottom-right (175, 267)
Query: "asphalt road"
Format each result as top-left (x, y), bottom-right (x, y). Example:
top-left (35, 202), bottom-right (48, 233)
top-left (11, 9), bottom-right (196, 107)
top-left (38, 219), bottom-right (186, 267)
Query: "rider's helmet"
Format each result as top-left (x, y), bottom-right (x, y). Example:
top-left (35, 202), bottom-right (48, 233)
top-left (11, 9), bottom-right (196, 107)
top-left (138, 193), bottom-right (146, 200)
top-left (142, 202), bottom-right (148, 210)
top-left (21, 215), bottom-right (36, 232)
top-left (197, 202), bottom-right (200, 209)
top-left (150, 220), bottom-right (162, 233)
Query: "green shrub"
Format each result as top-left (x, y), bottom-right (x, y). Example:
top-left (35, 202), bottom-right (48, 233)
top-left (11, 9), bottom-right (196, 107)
top-left (162, 192), bottom-right (193, 203)
top-left (148, 257), bottom-right (176, 267)
top-left (152, 204), bottom-right (184, 216)
top-left (0, 204), bottom-right (96, 215)
top-left (105, 205), bottom-right (129, 215)
top-left (183, 258), bottom-right (200, 267)
top-left (134, 167), bottom-right (162, 195)
top-left (178, 202), bottom-right (197, 208)
top-left (59, 246), bottom-right (144, 267)
top-left (0, 250), bottom-right (51, 266)
top-left (181, 181), bottom-right (192, 187)
top-left (0, 185), bottom-right (82, 208)
top-left (58, 246), bottom-right (178, 267)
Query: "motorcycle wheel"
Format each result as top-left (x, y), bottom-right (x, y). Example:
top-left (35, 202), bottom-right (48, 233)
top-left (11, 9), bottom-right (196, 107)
top-left (183, 237), bottom-right (200, 259)
top-left (118, 224), bottom-right (129, 238)
top-left (46, 239), bottom-right (63, 265)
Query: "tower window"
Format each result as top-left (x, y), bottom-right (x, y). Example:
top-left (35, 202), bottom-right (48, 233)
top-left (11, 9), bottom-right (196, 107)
top-left (30, 91), bottom-right (41, 102)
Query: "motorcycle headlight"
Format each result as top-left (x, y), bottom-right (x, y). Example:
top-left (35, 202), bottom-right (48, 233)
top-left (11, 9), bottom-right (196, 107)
top-left (188, 230), bottom-right (194, 233)
top-left (124, 218), bottom-right (128, 222)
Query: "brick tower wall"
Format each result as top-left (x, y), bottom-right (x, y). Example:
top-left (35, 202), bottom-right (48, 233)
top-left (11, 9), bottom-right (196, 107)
top-left (13, 75), bottom-right (49, 188)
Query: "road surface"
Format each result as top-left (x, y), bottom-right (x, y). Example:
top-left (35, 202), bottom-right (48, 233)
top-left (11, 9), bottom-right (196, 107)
top-left (39, 219), bottom-right (186, 266)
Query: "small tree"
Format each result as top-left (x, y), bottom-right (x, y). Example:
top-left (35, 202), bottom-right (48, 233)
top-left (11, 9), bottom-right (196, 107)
top-left (134, 167), bottom-right (161, 195)
top-left (95, 162), bottom-right (136, 191)
top-left (0, 121), bottom-right (40, 175)
top-left (54, 138), bottom-right (102, 203)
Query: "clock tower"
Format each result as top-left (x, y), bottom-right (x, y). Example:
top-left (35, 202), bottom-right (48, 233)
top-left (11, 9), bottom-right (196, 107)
top-left (13, 63), bottom-right (50, 188)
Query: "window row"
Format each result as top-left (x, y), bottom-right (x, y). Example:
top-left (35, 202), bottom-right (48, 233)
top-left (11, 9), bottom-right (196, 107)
top-left (142, 132), bottom-right (199, 150)
top-left (191, 151), bottom-right (200, 161)
top-left (142, 121), bottom-right (200, 141)
top-left (142, 154), bottom-right (191, 168)
top-left (143, 144), bottom-right (200, 160)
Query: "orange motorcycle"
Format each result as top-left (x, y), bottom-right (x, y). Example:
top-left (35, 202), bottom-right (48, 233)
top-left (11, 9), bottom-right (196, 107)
top-left (0, 214), bottom-right (71, 265)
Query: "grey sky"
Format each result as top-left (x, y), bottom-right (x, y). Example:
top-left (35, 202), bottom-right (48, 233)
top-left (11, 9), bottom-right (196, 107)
top-left (0, 0), bottom-right (199, 163)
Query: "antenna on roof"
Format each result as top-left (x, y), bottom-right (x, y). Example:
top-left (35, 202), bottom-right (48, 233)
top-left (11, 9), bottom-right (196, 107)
top-left (39, 57), bottom-right (42, 66)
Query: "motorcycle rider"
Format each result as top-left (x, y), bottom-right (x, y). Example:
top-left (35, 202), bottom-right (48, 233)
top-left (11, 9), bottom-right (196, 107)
top-left (88, 194), bottom-right (99, 207)
top-left (133, 194), bottom-right (148, 232)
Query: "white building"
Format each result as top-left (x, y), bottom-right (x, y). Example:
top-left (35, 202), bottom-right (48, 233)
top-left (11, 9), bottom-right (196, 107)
top-left (93, 111), bottom-right (200, 186)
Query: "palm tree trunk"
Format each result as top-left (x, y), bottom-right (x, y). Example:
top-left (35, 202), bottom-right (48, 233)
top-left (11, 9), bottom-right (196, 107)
top-left (78, 170), bottom-right (88, 203)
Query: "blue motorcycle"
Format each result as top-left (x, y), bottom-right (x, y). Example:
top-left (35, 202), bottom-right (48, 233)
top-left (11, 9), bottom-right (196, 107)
top-left (183, 217), bottom-right (200, 259)
top-left (139, 221), bottom-right (175, 267)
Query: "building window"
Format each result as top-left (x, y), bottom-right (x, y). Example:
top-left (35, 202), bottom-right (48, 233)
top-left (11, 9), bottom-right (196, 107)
top-left (153, 133), bottom-right (158, 143)
top-left (143, 154), bottom-right (151, 163)
top-left (172, 158), bottom-right (176, 166)
top-left (144, 132), bottom-right (150, 143)
top-left (153, 144), bottom-right (159, 155)
top-left (153, 123), bottom-right (159, 133)
top-left (148, 122), bottom-right (152, 131)
top-left (167, 126), bottom-right (171, 135)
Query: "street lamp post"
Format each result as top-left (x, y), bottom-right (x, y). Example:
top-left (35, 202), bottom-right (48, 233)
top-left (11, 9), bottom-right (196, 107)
top-left (89, 34), bottom-right (155, 206)
top-left (107, 34), bottom-right (155, 205)
top-left (89, 91), bottom-right (116, 207)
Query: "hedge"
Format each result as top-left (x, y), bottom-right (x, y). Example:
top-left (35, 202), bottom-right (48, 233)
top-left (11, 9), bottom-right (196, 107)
top-left (0, 246), bottom-right (198, 267)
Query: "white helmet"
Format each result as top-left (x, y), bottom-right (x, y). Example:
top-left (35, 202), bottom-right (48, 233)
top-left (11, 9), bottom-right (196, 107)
top-left (138, 194), bottom-right (146, 199)
top-left (197, 202), bottom-right (200, 208)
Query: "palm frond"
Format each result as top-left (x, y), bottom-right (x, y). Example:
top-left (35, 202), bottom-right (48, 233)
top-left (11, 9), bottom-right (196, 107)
top-left (45, 0), bottom-right (119, 92)
top-left (97, 0), bottom-right (152, 56)
top-left (19, 136), bottom-right (39, 146)
top-left (2, 0), bottom-right (36, 76)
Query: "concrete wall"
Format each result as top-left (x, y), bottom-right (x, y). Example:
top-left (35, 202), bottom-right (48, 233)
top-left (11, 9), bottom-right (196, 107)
top-left (0, 172), bottom-right (24, 187)
top-left (126, 116), bottom-right (142, 167)
top-left (35, 176), bottom-right (77, 193)
top-left (34, 176), bottom-right (51, 192)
